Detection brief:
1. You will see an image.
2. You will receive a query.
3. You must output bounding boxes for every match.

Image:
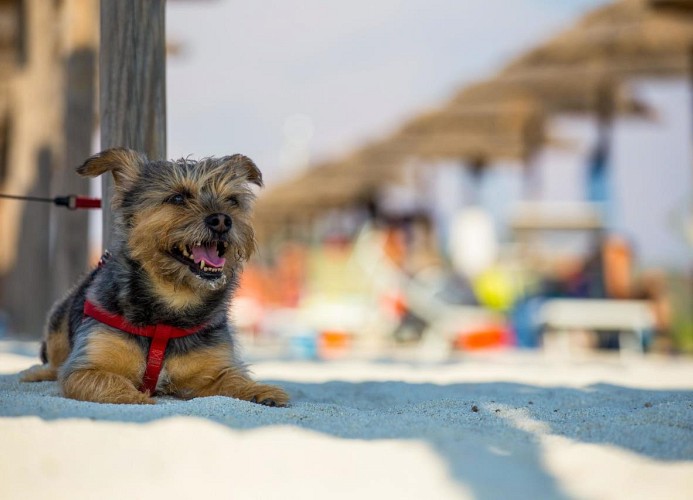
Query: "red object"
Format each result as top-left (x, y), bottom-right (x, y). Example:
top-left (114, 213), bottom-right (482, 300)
top-left (83, 300), bottom-right (206, 394)
top-left (381, 291), bottom-right (408, 318)
top-left (453, 324), bottom-right (512, 351)
top-left (73, 196), bottom-right (101, 209)
top-left (0, 193), bottom-right (101, 209)
top-left (54, 195), bottom-right (102, 210)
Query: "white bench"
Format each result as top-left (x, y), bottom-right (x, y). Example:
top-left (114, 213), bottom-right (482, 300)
top-left (539, 299), bottom-right (656, 354)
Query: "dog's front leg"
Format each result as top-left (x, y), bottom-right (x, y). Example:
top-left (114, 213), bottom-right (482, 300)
top-left (166, 347), bottom-right (289, 407)
top-left (217, 369), bottom-right (290, 407)
top-left (193, 367), bottom-right (289, 407)
top-left (62, 369), bottom-right (155, 404)
top-left (61, 330), bottom-right (154, 404)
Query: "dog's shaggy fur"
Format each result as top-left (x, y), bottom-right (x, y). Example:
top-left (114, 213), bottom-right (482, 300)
top-left (21, 148), bottom-right (288, 406)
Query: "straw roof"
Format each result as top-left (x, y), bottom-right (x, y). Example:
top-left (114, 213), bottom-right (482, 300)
top-left (504, 0), bottom-right (693, 77)
top-left (454, 70), bottom-right (650, 117)
top-left (649, 0), bottom-right (693, 13)
top-left (400, 99), bottom-right (541, 139)
top-left (391, 107), bottom-right (545, 161)
top-left (256, 172), bottom-right (367, 211)
top-left (255, 142), bottom-right (406, 219)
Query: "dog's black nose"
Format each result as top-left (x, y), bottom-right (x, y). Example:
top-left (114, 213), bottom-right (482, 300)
top-left (205, 213), bottom-right (232, 234)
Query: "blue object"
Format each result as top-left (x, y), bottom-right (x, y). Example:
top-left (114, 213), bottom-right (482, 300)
top-left (510, 296), bottom-right (546, 348)
top-left (289, 333), bottom-right (318, 360)
top-left (586, 134), bottom-right (616, 227)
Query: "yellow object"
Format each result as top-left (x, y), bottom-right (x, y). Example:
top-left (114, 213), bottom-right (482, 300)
top-left (473, 266), bottom-right (517, 311)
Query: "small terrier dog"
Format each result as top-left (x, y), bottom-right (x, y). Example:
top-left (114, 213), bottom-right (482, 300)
top-left (21, 148), bottom-right (289, 406)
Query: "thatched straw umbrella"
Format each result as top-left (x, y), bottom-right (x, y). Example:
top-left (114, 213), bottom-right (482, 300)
top-left (255, 141), bottom-right (406, 233)
top-left (256, 95), bottom-right (553, 228)
top-left (447, 70), bottom-right (654, 196)
top-left (504, 0), bottom-right (693, 78)
top-left (492, 0), bottom-right (692, 209)
top-left (392, 97), bottom-right (553, 198)
top-left (454, 70), bottom-right (650, 117)
top-left (497, 0), bottom-right (693, 137)
top-left (345, 99), bottom-right (545, 196)
top-left (394, 98), bottom-right (546, 162)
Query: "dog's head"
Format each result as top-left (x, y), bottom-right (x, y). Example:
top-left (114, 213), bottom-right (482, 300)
top-left (78, 148), bottom-right (262, 292)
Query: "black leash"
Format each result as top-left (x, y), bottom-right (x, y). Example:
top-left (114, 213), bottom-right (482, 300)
top-left (0, 193), bottom-right (101, 210)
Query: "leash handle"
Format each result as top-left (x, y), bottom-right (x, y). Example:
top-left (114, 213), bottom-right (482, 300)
top-left (53, 195), bottom-right (102, 210)
top-left (0, 193), bottom-right (101, 210)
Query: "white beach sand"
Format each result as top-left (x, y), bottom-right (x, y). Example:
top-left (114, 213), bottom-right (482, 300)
top-left (1, 342), bottom-right (692, 500)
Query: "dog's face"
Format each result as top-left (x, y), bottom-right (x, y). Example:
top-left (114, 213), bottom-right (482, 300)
top-left (78, 148), bottom-right (262, 292)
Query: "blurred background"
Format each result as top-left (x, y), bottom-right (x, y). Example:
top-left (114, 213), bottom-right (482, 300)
top-left (1, 0), bottom-right (692, 359)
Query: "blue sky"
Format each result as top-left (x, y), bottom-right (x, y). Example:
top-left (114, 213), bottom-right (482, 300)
top-left (167, 0), bottom-right (609, 182)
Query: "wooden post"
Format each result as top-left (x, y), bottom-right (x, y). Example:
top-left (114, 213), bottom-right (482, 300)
top-left (99, 0), bottom-right (166, 248)
top-left (688, 45), bottom-right (693, 328)
top-left (0, 0), bottom-right (63, 337)
top-left (51, 0), bottom-right (97, 305)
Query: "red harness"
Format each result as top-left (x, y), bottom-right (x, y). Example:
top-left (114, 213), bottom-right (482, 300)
top-left (83, 300), bottom-right (206, 394)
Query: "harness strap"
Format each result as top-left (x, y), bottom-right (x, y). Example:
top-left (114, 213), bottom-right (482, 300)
top-left (83, 300), bottom-right (206, 394)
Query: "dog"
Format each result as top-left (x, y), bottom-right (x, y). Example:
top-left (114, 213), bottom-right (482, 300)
top-left (21, 148), bottom-right (289, 406)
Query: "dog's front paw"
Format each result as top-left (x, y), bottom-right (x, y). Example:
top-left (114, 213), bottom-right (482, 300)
top-left (248, 384), bottom-right (289, 407)
top-left (62, 369), bottom-right (157, 405)
top-left (20, 364), bottom-right (58, 382)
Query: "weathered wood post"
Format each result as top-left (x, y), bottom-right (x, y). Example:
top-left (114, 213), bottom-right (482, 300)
top-left (0, 0), bottom-right (63, 337)
top-left (99, 0), bottom-right (166, 248)
top-left (51, 0), bottom-right (97, 305)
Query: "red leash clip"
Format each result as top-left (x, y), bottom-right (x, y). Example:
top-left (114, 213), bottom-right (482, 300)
top-left (53, 195), bottom-right (102, 210)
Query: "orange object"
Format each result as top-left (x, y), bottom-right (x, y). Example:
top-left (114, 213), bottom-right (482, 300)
top-left (381, 291), bottom-right (408, 318)
top-left (602, 236), bottom-right (633, 300)
top-left (318, 330), bottom-right (352, 359)
top-left (453, 324), bottom-right (511, 351)
top-left (383, 227), bottom-right (407, 267)
top-left (320, 330), bottom-right (351, 349)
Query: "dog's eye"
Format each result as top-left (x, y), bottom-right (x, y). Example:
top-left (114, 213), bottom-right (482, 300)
top-left (227, 196), bottom-right (239, 207)
top-left (166, 193), bottom-right (187, 206)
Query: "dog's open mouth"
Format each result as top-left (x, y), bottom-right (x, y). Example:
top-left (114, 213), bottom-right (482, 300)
top-left (169, 241), bottom-right (228, 279)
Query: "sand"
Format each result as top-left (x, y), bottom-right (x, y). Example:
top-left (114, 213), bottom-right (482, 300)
top-left (1, 342), bottom-right (692, 500)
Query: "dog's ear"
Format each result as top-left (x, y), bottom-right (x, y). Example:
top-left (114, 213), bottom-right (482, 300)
top-left (76, 148), bottom-right (146, 187)
top-left (219, 154), bottom-right (263, 187)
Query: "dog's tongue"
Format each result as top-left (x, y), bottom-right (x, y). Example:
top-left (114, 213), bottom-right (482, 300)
top-left (191, 243), bottom-right (225, 268)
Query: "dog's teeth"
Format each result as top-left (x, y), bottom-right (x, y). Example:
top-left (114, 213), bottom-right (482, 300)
top-left (199, 261), bottom-right (204, 269)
